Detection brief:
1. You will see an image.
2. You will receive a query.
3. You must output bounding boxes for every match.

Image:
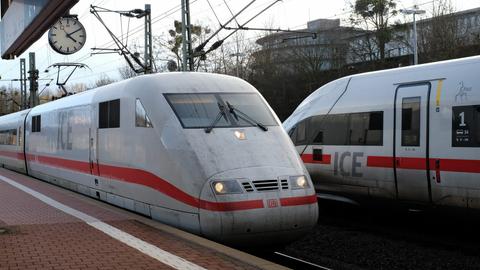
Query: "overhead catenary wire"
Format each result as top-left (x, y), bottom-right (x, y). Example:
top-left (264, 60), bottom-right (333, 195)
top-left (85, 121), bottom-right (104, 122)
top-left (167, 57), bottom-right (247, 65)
top-left (40, 0), bottom-right (250, 82)
top-left (34, 0), bottom-right (441, 85)
top-left (0, 0), bottom-right (439, 84)
top-left (9, 0), bottom-right (317, 83)
top-left (194, 0), bottom-right (256, 54)
top-left (223, 0), bottom-right (241, 27)
top-left (39, 1), bottom-right (199, 81)
top-left (202, 0), bottom-right (283, 55)
top-left (206, 0), bottom-right (223, 25)
top-left (1, 0), bottom-right (191, 86)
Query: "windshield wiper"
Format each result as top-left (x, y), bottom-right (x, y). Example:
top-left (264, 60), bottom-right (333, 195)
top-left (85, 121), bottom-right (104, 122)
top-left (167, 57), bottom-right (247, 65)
top-left (226, 102), bottom-right (268, 131)
top-left (205, 102), bottom-right (228, 133)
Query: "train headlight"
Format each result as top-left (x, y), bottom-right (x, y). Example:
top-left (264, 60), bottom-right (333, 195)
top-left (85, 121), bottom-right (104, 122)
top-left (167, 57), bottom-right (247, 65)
top-left (289, 175), bottom-right (309, 189)
top-left (211, 180), bottom-right (243, 195)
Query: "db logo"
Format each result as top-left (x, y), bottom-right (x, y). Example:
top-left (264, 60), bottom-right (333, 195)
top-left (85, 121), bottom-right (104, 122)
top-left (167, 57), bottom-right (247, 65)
top-left (267, 199), bottom-right (279, 208)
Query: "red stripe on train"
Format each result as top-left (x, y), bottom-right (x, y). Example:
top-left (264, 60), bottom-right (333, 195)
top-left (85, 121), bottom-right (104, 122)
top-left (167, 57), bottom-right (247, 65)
top-left (366, 156), bottom-right (394, 168)
top-left (367, 156), bottom-right (480, 173)
top-left (301, 154), bottom-right (480, 174)
top-left (301, 154), bottom-right (331, 164)
top-left (10, 152), bottom-right (317, 211)
top-left (280, 194), bottom-right (317, 206)
top-left (428, 158), bottom-right (480, 174)
top-left (0, 150), bottom-right (24, 160)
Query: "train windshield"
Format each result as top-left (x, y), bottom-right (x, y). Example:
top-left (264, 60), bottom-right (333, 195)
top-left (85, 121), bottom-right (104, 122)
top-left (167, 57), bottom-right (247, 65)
top-left (165, 93), bottom-right (278, 129)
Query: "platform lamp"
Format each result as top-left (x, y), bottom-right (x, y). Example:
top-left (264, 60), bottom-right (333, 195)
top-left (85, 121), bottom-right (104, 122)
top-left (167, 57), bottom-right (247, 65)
top-left (400, 7), bottom-right (426, 65)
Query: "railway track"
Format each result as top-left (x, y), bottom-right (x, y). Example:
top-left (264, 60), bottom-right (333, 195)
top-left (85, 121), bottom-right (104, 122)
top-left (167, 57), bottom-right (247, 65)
top-left (250, 250), bottom-right (335, 270)
top-left (276, 200), bottom-right (480, 270)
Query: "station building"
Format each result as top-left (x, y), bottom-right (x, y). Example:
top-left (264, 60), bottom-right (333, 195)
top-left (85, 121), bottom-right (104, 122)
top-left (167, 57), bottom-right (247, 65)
top-left (254, 7), bottom-right (480, 73)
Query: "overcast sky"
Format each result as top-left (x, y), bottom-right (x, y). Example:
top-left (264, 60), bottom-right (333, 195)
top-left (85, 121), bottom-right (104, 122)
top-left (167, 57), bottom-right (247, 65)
top-left (0, 0), bottom-right (479, 93)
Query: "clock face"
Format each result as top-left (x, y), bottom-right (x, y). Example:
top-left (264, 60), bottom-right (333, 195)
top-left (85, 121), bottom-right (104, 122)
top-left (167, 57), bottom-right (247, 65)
top-left (48, 17), bottom-right (86, 55)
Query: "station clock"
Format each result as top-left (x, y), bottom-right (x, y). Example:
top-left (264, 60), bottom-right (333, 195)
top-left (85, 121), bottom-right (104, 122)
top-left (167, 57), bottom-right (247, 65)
top-left (48, 15), bottom-right (86, 55)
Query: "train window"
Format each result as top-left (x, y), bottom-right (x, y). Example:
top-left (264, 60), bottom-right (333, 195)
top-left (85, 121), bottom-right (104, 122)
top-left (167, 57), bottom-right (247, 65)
top-left (99, 102), bottom-right (109, 128)
top-left (401, 97), bottom-right (420, 146)
top-left (18, 126), bottom-right (22, 146)
top-left (349, 113), bottom-right (369, 145)
top-left (309, 115), bottom-right (325, 144)
top-left (109, 99), bottom-right (120, 128)
top-left (0, 129), bottom-right (17, 145)
top-left (296, 120), bottom-right (307, 143)
top-left (452, 105), bottom-right (480, 147)
top-left (366, 111), bottom-right (383, 145)
top-left (348, 111), bottom-right (383, 145)
top-left (99, 99), bottom-right (120, 129)
top-left (135, 99), bottom-right (153, 128)
top-left (165, 93), bottom-right (277, 129)
top-left (165, 94), bottom-right (229, 128)
top-left (313, 131), bottom-right (323, 144)
top-left (323, 114), bottom-right (349, 145)
top-left (307, 111), bottom-right (383, 146)
top-left (220, 93), bottom-right (277, 127)
top-left (288, 126), bottom-right (297, 142)
top-left (31, 115), bottom-right (41, 132)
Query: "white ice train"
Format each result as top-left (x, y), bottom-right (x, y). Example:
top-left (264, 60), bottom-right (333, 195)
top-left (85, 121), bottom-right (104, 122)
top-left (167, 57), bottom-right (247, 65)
top-left (284, 56), bottom-right (480, 209)
top-left (0, 72), bottom-right (318, 245)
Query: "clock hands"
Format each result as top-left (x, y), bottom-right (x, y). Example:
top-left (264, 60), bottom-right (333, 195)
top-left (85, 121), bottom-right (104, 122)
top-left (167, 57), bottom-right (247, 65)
top-left (67, 28), bottom-right (83, 36)
top-left (63, 28), bottom-right (83, 43)
top-left (63, 29), bottom-right (78, 43)
top-left (49, 17), bottom-right (86, 55)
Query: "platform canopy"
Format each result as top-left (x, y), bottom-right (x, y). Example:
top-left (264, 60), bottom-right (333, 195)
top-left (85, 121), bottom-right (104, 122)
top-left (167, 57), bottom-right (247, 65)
top-left (0, 0), bottom-right (79, 59)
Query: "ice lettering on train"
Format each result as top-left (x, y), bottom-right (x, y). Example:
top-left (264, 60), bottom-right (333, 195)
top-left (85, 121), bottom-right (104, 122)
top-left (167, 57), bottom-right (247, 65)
top-left (58, 111), bottom-right (73, 150)
top-left (333, 152), bottom-right (364, 177)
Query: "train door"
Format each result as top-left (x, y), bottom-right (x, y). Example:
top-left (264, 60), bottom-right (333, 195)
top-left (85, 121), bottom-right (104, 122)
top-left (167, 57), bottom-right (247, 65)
top-left (394, 83), bottom-right (431, 202)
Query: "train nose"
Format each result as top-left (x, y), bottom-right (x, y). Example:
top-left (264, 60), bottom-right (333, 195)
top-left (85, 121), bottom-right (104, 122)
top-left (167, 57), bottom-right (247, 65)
top-left (198, 167), bottom-right (318, 246)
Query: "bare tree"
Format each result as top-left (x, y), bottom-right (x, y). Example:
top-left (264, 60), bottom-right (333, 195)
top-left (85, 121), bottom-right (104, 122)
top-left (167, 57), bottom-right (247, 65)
top-left (205, 32), bottom-right (256, 79)
top-left (94, 74), bottom-right (116, 88)
top-left (349, 0), bottom-right (399, 61)
top-left (68, 83), bottom-right (88, 93)
top-left (416, 0), bottom-right (466, 62)
top-left (118, 65), bottom-right (138, 79)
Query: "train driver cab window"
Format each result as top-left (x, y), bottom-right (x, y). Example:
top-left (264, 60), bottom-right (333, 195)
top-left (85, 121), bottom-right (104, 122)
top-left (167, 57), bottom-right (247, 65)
top-left (135, 99), bottom-right (153, 128)
top-left (296, 120), bottom-right (307, 144)
top-left (288, 126), bottom-right (297, 142)
top-left (31, 115), bottom-right (41, 132)
top-left (165, 93), bottom-right (277, 129)
top-left (401, 97), bottom-right (421, 146)
top-left (99, 99), bottom-right (120, 129)
top-left (309, 115), bottom-right (324, 144)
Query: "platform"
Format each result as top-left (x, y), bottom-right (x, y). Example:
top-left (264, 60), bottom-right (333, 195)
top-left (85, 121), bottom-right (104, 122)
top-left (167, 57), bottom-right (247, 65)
top-left (0, 168), bottom-right (287, 270)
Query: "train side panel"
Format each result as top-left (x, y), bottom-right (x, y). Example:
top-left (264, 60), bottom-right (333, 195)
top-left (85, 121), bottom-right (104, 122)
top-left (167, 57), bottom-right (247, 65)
top-left (92, 79), bottom-right (204, 232)
top-left (25, 93), bottom-right (96, 194)
top-left (14, 72), bottom-right (318, 245)
top-left (428, 61), bottom-right (480, 208)
top-left (0, 110), bottom-right (28, 173)
top-left (286, 56), bottom-right (480, 209)
top-left (290, 74), bottom-right (398, 200)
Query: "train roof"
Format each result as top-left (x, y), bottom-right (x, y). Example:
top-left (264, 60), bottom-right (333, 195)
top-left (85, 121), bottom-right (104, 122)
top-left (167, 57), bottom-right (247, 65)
top-left (284, 55), bottom-right (480, 130)
top-left (28, 72), bottom-right (256, 115)
top-left (348, 54), bottom-right (480, 80)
